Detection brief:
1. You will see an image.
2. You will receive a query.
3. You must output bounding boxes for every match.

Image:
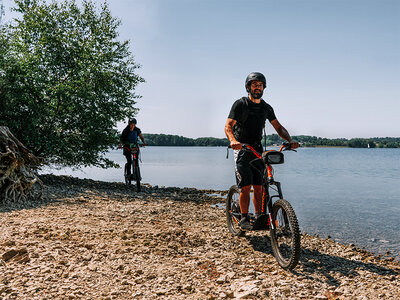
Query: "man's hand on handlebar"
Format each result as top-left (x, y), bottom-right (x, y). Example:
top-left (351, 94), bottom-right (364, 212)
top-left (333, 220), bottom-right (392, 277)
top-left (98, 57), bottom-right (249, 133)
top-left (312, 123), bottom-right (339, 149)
top-left (230, 140), bottom-right (242, 150)
top-left (289, 140), bottom-right (299, 149)
top-left (283, 140), bottom-right (299, 151)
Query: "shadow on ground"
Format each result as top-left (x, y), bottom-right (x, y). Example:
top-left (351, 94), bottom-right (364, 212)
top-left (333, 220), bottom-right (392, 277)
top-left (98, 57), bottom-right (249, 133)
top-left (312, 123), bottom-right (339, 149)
top-left (245, 233), bottom-right (398, 287)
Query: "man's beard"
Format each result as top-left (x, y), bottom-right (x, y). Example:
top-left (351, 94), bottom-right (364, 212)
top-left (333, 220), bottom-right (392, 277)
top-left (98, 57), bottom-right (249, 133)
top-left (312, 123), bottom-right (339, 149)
top-left (250, 89), bottom-right (263, 99)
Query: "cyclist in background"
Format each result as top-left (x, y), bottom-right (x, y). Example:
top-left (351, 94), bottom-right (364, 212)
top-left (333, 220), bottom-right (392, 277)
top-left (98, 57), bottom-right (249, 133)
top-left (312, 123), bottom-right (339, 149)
top-left (119, 118), bottom-right (147, 177)
top-left (224, 72), bottom-right (299, 230)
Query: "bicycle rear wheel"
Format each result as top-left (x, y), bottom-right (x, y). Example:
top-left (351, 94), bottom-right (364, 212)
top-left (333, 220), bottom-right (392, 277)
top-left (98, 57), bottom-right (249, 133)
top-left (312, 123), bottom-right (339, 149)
top-left (134, 162), bottom-right (141, 192)
top-left (124, 163), bottom-right (131, 185)
top-left (226, 185), bottom-right (244, 236)
top-left (269, 199), bottom-right (301, 270)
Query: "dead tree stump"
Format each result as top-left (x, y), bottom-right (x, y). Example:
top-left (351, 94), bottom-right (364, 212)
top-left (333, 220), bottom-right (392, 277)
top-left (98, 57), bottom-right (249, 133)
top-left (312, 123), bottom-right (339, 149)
top-left (0, 126), bottom-right (43, 204)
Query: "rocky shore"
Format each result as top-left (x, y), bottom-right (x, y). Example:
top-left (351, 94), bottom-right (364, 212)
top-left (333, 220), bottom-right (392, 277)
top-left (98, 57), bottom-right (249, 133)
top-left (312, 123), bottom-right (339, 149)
top-left (1, 175), bottom-right (399, 299)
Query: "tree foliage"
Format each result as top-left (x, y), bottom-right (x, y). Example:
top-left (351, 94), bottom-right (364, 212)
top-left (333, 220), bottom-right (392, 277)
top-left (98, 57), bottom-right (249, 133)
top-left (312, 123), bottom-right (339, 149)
top-left (0, 0), bottom-right (144, 167)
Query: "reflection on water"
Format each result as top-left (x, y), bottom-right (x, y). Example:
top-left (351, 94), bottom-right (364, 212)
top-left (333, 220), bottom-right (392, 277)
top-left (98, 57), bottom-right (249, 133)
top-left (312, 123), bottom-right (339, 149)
top-left (42, 147), bottom-right (400, 260)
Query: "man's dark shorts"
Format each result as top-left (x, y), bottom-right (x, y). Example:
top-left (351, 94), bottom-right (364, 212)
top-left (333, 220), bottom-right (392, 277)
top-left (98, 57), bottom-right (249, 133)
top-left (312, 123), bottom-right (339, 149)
top-left (234, 144), bottom-right (265, 188)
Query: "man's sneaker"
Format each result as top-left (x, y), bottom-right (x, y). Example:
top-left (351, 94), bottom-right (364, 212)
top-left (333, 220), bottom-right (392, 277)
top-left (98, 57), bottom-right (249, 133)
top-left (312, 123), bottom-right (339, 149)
top-left (239, 216), bottom-right (252, 230)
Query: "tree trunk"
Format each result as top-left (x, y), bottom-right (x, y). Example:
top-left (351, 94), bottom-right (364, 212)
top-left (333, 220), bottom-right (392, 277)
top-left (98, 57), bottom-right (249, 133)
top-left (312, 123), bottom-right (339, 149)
top-left (0, 126), bottom-right (43, 204)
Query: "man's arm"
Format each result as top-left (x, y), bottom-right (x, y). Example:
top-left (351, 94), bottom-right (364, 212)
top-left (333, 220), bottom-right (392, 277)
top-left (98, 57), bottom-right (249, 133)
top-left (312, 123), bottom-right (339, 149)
top-left (224, 118), bottom-right (242, 150)
top-left (139, 133), bottom-right (147, 146)
top-left (270, 119), bottom-right (299, 148)
top-left (119, 129), bottom-right (126, 148)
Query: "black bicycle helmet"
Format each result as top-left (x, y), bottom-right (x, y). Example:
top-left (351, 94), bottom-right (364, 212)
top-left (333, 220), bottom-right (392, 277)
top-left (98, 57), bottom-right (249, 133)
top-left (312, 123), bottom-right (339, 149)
top-left (128, 118), bottom-right (137, 124)
top-left (245, 72), bottom-right (267, 92)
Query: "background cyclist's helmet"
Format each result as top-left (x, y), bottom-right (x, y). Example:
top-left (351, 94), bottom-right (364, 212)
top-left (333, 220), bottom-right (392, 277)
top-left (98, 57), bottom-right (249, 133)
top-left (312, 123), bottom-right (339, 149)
top-left (245, 72), bottom-right (267, 92)
top-left (128, 118), bottom-right (137, 124)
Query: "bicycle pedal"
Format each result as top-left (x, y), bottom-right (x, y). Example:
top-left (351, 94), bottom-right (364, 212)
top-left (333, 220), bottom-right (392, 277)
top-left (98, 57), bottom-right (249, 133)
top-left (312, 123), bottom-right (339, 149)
top-left (252, 214), bottom-right (269, 230)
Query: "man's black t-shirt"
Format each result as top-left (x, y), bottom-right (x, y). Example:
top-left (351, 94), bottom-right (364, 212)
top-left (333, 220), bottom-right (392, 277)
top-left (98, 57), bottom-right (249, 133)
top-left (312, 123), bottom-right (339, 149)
top-left (228, 97), bottom-right (276, 145)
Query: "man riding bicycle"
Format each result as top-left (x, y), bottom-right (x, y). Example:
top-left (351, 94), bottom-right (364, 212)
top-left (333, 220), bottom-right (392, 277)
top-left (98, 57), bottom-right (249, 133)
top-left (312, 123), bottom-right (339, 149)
top-left (119, 118), bottom-right (147, 177)
top-left (224, 72), bottom-right (299, 230)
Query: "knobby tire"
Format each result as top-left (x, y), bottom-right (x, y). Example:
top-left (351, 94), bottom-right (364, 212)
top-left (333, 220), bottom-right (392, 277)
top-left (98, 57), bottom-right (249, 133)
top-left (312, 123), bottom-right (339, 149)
top-left (135, 161), bottom-right (141, 192)
top-left (226, 185), bottom-right (245, 237)
top-left (124, 163), bottom-right (131, 185)
top-left (269, 199), bottom-right (301, 270)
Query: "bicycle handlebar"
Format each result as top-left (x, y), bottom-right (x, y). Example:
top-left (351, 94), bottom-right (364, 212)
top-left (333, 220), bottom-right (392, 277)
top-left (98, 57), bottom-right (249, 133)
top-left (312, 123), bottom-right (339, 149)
top-left (127, 143), bottom-right (146, 148)
top-left (228, 143), bottom-right (296, 152)
top-left (226, 142), bottom-right (297, 159)
top-left (280, 142), bottom-right (297, 152)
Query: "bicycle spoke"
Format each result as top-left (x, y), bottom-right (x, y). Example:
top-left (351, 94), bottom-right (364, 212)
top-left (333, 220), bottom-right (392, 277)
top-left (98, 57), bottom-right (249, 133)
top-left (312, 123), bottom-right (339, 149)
top-left (270, 199), bottom-right (301, 270)
top-left (226, 185), bottom-right (245, 237)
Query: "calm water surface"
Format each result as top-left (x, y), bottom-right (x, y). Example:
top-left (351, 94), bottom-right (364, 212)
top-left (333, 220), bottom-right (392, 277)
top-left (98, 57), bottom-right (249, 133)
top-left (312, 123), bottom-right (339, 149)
top-left (43, 147), bottom-right (400, 259)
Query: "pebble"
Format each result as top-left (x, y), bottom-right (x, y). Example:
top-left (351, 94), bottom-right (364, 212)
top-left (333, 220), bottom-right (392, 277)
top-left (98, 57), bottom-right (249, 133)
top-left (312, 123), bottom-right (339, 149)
top-left (0, 174), bottom-right (399, 299)
top-left (216, 275), bottom-right (227, 284)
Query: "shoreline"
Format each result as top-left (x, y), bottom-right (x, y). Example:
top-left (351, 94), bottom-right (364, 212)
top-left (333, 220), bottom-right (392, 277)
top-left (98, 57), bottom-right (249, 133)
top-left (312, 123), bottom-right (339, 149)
top-left (34, 173), bottom-right (400, 262)
top-left (1, 175), bottom-right (399, 299)
top-left (108, 145), bottom-right (400, 148)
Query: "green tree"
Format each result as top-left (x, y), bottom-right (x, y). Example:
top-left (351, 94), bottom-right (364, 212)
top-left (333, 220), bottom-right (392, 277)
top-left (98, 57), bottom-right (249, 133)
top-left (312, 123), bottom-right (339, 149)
top-left (0, 0), bottom-right (144, 167)
top-left (366, 140), bottom-right (376, 148)
top-left (348, 138), bottom-right (368, 148)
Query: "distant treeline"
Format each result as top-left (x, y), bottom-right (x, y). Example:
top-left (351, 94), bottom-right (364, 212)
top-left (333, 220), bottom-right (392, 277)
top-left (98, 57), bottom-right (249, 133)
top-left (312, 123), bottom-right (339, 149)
top-left (143, 133), bottom-right (400, 148)
top-left (143, 134), bottom-right (229, 146)
top-left (266, 135), bottom-right (400, 148)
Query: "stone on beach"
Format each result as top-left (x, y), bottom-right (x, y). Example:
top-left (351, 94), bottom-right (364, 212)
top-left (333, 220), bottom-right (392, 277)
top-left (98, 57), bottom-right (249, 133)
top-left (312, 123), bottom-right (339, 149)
top-left (0, 174), bottom-right (399, 299)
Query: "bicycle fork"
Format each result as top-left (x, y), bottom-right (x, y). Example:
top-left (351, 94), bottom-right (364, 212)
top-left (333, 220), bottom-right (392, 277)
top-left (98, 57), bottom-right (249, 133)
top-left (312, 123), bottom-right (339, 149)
top-left (262, 165), bottom-right (284, 230)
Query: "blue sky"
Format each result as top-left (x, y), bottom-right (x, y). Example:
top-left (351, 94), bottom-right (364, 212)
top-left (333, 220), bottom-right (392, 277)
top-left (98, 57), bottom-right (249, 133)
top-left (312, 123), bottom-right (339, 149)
top-left (2, 0), bottom-right (399, 138)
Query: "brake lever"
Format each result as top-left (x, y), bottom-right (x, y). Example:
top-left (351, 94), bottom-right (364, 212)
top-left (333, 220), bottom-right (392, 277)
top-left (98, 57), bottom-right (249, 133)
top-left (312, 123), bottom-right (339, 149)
top-left (282, 142), bottom-right (298, 152)
top-left (283, 148), bottom-right (297, 152)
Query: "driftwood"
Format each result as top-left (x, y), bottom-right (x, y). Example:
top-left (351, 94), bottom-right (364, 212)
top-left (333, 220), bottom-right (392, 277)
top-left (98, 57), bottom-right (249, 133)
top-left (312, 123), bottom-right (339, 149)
top-left (0, 126), bottom-right (43, 204)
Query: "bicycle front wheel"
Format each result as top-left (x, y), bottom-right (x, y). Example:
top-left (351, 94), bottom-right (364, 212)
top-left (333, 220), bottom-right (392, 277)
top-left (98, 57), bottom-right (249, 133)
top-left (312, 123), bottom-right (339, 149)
top-left (226, 185), bottom-right (244, 237)
top-left (269, 199), bottom-right (301, 270)
top-left (134, 162), bottom-right (141, 192)
top-left (124, 163), bottom-right (131, 185)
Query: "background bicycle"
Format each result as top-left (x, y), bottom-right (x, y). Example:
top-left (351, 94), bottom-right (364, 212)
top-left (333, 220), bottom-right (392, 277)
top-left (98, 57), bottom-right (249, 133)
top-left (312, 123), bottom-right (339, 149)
top-left (123, 143), bottom-right (144, 192)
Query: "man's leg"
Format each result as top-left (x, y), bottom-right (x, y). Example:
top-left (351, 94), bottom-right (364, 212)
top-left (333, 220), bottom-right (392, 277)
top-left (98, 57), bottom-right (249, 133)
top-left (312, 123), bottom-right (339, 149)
top-left (234, 149), bottom-right (252, 229)
top-left (125, 153), bottom-right (132, 175)
top-left (239, 185), bottom-right (252, 229)
top-left (253, 185), bottom-right (263, 216)
top-left (251, 144), bottom-right (265, 217)
top-left (239, 185), bottom-right (251, 214)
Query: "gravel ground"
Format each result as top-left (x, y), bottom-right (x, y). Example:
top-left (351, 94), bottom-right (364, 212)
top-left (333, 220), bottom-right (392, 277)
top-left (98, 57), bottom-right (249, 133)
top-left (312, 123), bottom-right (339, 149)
top-left (1, 175), bottom-right (399, 299)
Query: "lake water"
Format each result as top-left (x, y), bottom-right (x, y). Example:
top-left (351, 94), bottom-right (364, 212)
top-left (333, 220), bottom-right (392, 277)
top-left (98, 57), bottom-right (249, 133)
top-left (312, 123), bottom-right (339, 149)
top-left (42, 147), bottom-right (400, 260)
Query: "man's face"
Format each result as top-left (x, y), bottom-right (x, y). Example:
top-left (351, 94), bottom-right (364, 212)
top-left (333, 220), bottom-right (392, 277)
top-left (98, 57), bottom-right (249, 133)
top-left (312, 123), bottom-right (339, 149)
top-left (129, 123), bottom-right (135, 130)
top-left (249, 81), bottom-right (264, 99)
